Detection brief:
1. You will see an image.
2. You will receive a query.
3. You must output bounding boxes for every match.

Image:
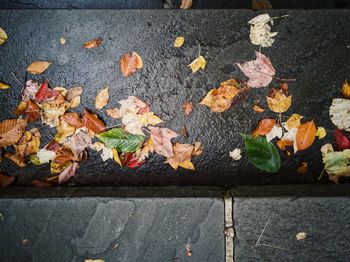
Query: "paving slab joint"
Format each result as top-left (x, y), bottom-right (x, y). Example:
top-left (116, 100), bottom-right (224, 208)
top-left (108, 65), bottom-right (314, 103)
top-left (224, 191), bottom-right (234, 262)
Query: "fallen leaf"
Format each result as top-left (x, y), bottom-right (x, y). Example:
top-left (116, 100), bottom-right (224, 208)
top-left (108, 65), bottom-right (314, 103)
top-left (83, 37), bottom-right (103, 49)
top-left (178, 161), bottom-right (195, 170)
top-left (236, 51), bottom-right (275, 88)
top-left (58, 162), bottom-right (79, 184)
top-left (315, 127), bottom-right (326, 139)
top-left (174, 36), bottom-right (185, 47)
top-left (83, 109), bottom-right (105, 134)
top-left (121, 113), bottom-right (144, 135)
top-left (266, 88), bottom-right (292, 113)
top-left (229, 148), bottom-right (242, 160)
top-left (59, 37), bottom-right (66, 45)
top-left (193, 141), bottom-right (203, 156)
top-left (242, 134), bottom-right (281, 173)
top-left (139, 112), bottom-right (163, 126)
top-left (171, 143), bottom-right (194, 163)
top-left (296, 232), bottom-right (307, 240)
top-left (276, 139), bottom-right (293, 151)
top-left (0, 119), bottom-right (27, 147)
top-left (15, 101), bottom-right (27, 115)
top-left (95, 87), bottom-right (109, 109)
top-left (252, 0), bottom-right (272, 10)
top-left (150, 127), bottom-right (178, 157)
top-left (0, 173), bottom-right (15, 187)
top-left (120, 52), bottom-right (143, 77)
top-left (24, 99), bottom-right (40, 123)
top-left (97, 128), bottom-right (144, 153)
top-left (265, 124), bottom-right (283, 142)
top-left (0, 27), bottom-right (8, 45)
top-left (64, 129), bottom-right (92, 158)
top-left (253, 104), bottom-right (264, 113)
top-left (183, 101), bottom-right (193, 116)
top-left (27, 61), bottom-right (51, 74)
top-left (0, 81), bottom-right (10, 89)
top-left (180, 0), bottom-right (193, 9)
top-left (248, 14), bottom-right (278, 47)
top-left (252, 118), bottom-right (276, 137)
top-left (4, 153), bottom-right (27, 167)
top-left (297, 162), bottom-right (308, 174)
top-left (188, 56), bottom-right (206, 73)
top-left (285, 114), bottom-right (303, 130)
top-left (329, 98), bottom-right (350, 131)
top-left (342, 80), bottom-right (350, 99)
top-left (200, 79), bottom-right (242, 112)
top-left (36, 148), bottom-right (56, 164)
top-left (15, 129), bottom-right (41, 157)
top-left (106, 108), bottom-right (121, 119)
top-left (61, 112), bottom-right (84, 128)
top-left (112, 148), bottom-right (122, 167)
top-left (135, 138), bottom-right (154, 161)
top-left (185, 240), bottom-right (192, 256)
top-left (180, 126), bottom-right (188, 137)
top-left (93, 142), bottom-right (114, 162)
top-left (296, 120), bottom-right (316, 151)
top-left (41, 102), bottom-right (70, 127)
top-left (121, 152), bottom-right (145, 168)
top-left (35, 81), bottom-right (59, 102)
top-left (69, 96), bottom-right (81, 108)
top-left (54, 119), bottom-right (76, 144)
top-left (335, 128), bottom-right (350, 150)
top-left (66, 86), bottom-right (83, 101)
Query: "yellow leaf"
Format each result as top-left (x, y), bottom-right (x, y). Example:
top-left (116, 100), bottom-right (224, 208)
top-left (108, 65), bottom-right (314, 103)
top-left (178, 161), bottom-right (195, 170)
top-left (60, 37), bottom-right (66, 45)
top-left (174, 36), bottom-right (185, 47)
top-left (139, 112), bottom-right (163, 126)
top-left (69, 96), bottom-right (81, 108)
top-left (27, 61), bottom-right (51, 74)
top-left (54, 87), bottom-right (68, 96)
top-left (188, 56), bottom-right (206, 73)
top-left (266, 90), bottom-right (292, 113)
top-left (112, 148), bottom-right (122, 167)
top-left (286, 114), bottom-right (303, 130)
top-left (342, 80), bottom-right (350, 99)
top-left (0, 81), bottom-right (10, 89)
top-left (315, 127), bottom-right (327, 139)
top-left (0, 27), bottom-right (8, 45)
top-left (95, 87), bottom-right (109, 109)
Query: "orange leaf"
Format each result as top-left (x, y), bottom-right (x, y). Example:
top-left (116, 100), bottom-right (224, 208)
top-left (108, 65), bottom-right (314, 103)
top-left (296, 120), bottom-right (316, 151)
top-left (61, 112), bottom-right (84, 128)
top-left (0, 118), bottom-right (27, 147)
top-left (342, 80), bottom-right (350, 99)
top-left (83, 109), bottom-right (105, 134)
top-left (120, 52), bottom-right (143, 77)
top-left (252, 118), bottom-right (276, 136)
top-left (182, 101), bottom-right (193, 116)
top-left (106, 108), bottom-right (121, 119)
top-left (276, 139), bottom-right (293, 151)
top-left (252, 104), bottom-right (264, 113)
top-left (25, 99), bottom-right (40, 122)
top-left (26, 61), bottom-right (51, 74)
top-left (83, 37), bottom-right (103, 49)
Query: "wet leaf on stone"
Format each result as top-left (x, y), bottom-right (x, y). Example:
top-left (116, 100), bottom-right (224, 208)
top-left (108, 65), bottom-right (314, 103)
top-left (188, 56), bottom-right (206, 73)
top-left (0, 27), bottom-right (8, 45)
top-left (295, 120), bottom-right (316, 151)
top-left (83, 109), bottom-right (105, 134)
top-left (95, 87), bottom-right (109, 109)
top-left (120, 52), bottom-right (143, 77)
top-left (27, 61), bottom-right (51, 74)
top-left (83, 37), bottom-right (103, 49)
top-left (174, 36), bottom-right (185, 47)
top-left (0, 119), bottom-right (27, 147)
top-left (0, 81), bottom-right (10, 89)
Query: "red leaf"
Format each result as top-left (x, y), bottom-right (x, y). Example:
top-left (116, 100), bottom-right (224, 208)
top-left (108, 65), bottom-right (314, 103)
top-left (25, 99), bottom-right (40, 122)
top-left (121, 153), bottom-right (145, 169)
top-left (82, 109), bottom-right (105, 134)
top-left (335, 128), bottom-right (350, 150)
top-left (35, 81), bottom-right (49, 102)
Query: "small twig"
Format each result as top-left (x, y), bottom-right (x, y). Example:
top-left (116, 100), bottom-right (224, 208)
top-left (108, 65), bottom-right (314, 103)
top-left (11, 72), bottom-right (23, 86)
top-left (318, 169), bottom-right (325, 181)
top-left (243, 65), bottom-right (296, 82)
top-left (257, 243), bottom-right (290, 251)
top-left (197, 42), bottom-right (202, 57)
top-left (255, 216), bottom-right (271, 247)
top-left (270, 14), bottom-right (290, 20)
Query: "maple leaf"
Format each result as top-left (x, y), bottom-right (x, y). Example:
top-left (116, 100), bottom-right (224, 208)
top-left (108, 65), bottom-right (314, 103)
top-left (120, 52), bottom-right (143, 77)
top-left (252, 118), bottom-right (276, 136)
top-left (229, 148), bottom-right (242, 160)
top-left (0, 119), bottom-right (27, 147)
top-left (329, 98), bottom-right (350, 131)
top-left (106, 108), bottom-right (121, 119)
top-left (149, 127), bottom-right (178, 157)
top-left (200, 79), bottom-right (242, 112)
top-left (0, 27), bottom-right (8, 45)
top-left (335, 128), bottom-right (350, 150)
top-left (0, 173), bottom-right (15, 187)
top-left (83, 109), bottom-right (105, 134)
top-left (248, 14), bottom-right (278, 47)
top-left (188, 56), bottom-right (206, 73)
top-left (95, 87), bottom-right (109, 109)
top-left (183, 101), bottom-right (194, 116)
top-left (174, 36), bottom-right (185, 47)
top-left (295, 120), bottom-right (316, 151)
top-left (342, 80), bottom-right (350, 99)
top-left (236, 51), bottom-right (275, 88)
top-left (27, 61), bottom-right (51, 74)
top-left (83, 37), bottom-right (103, 49)
top-left (58, 162), bottom-right (79, 184)
top-left (61, 112), bottom-right (84, 128)
top-left (266, 87), bottom-right (292, 113)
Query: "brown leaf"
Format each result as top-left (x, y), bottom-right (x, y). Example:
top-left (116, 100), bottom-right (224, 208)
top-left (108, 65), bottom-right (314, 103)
top-left (180, 0), bottom-right (193, 9)
top-left (25, 99), bottom-right (40, 122)
top-left (15, 101), bottom-right (27, 115)
top-left (15, 129), bottom-right (41, 157)
top-left (61, 112), bottom-right (84, 128)
top-left (252, 103), bottom-right (265, 113)
top-left (149, 127), bottom-right (178, 157)
top-left (120, 52), bottom-right (143, 77)
top-left (83, 37), bottom-right (103, 49)
top-left (297, 161), bottom-right (308, 174)
top-left (296, 120), bottom-right (316, 151)
top-left (95, 87), bottom-right (109, 109)
top-left (252, 0), bottom-right (272, 10)
top-left (252, 118), bottom-right (276, 137)
top-left (66, 86), bottom-right (83, 101)
top-left (27, 61), bottom-right (51, 74)
top-left (0, 119), bottom-right (27, 147)
top-left (106, 108), bottom-right (121, 119)
top-left (183, 101), bottom-right (194, 116)
top-left (0, 173), bottom-right (15, 187)
top-left (83, 109), bottom-right (105, 134)
top-left (4, 153), bottom-right (27, 167)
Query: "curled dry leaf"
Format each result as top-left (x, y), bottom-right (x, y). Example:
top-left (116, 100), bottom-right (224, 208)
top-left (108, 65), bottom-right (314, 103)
top-left (266, 87), bottom-right (292, 113)
top-left (150, 127), bottom-right (178, 158)
top-left (61, 112), bottom-right (84, 128)
top-left (236, 51), bottom-right (275, 88)
top-left (0, 173), bottom-right (15, 187)
top-left (15, 129), bottom-right (41, 157)
top-left (252, 118), bottom-right (276, 137)
top-left (229, 148), bottom-right (242, 161)
top-left (182, 101), bottom-right (193, 116)
top-left (106, 108), bottom-right (121, 119)
top-left (252, 0), bottom-right (272, 10)
top-left (27, 61), bottom-right (51, 74)
top-left (83, 37), bottom-right (103, 49)
top-left (180, 0), bottom-right (193, 9)
top-left (174, 36), bottom-right (185, 47)
top-left (0, 119), bottom-right (27, 147)
top-left (342, 80), bottom-right (350, 99)
top-left (55, 119), bottom-right (76, 143)
top-left (329, 98), bottom-right (350, 131)
top-left (0, 81), bottom-right (10, 89)
top-left (0, 27), bottom-right (8, 45)
top-left (95, 87), bottom-right (109, 109)
top-left (188, 56), bottom-right (206, 73)
top-left (83, 109), bottom-right (105, 134)
top-left (248, 14), bottom-right (277, 47)
top-left (120, 52), bottom-right (143, 77)
top-left (200, 79), bottom-right (242, 112)
top-left (296, 120), bottom-right (316, 151)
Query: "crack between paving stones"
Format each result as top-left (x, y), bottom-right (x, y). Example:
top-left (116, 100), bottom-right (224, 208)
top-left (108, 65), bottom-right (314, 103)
top-left (224, 192), bottom-right (234, 262)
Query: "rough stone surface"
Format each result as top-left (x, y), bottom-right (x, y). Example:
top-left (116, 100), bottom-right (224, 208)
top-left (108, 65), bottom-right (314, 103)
top-left (0, 10), bottom-right (349, 186)
top-left (234, 197), bottom-right (350, 261)
top-left (0, 197), bottom-right (224, 262)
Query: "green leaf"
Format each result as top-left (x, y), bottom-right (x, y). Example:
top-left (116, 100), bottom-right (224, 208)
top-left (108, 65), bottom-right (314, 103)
top-left (97, 128), bottom-right (144, 153)
top-left (241, 133), bottom-right (281, 173)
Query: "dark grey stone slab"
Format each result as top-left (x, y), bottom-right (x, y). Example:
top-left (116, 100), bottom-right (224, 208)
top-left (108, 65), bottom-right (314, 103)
top-left (0, 197), bottom-right (224, 262)
top-left (234, 196), bottom-right (350, 261)
top-left (0, 10), bottom-right (349, 186)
